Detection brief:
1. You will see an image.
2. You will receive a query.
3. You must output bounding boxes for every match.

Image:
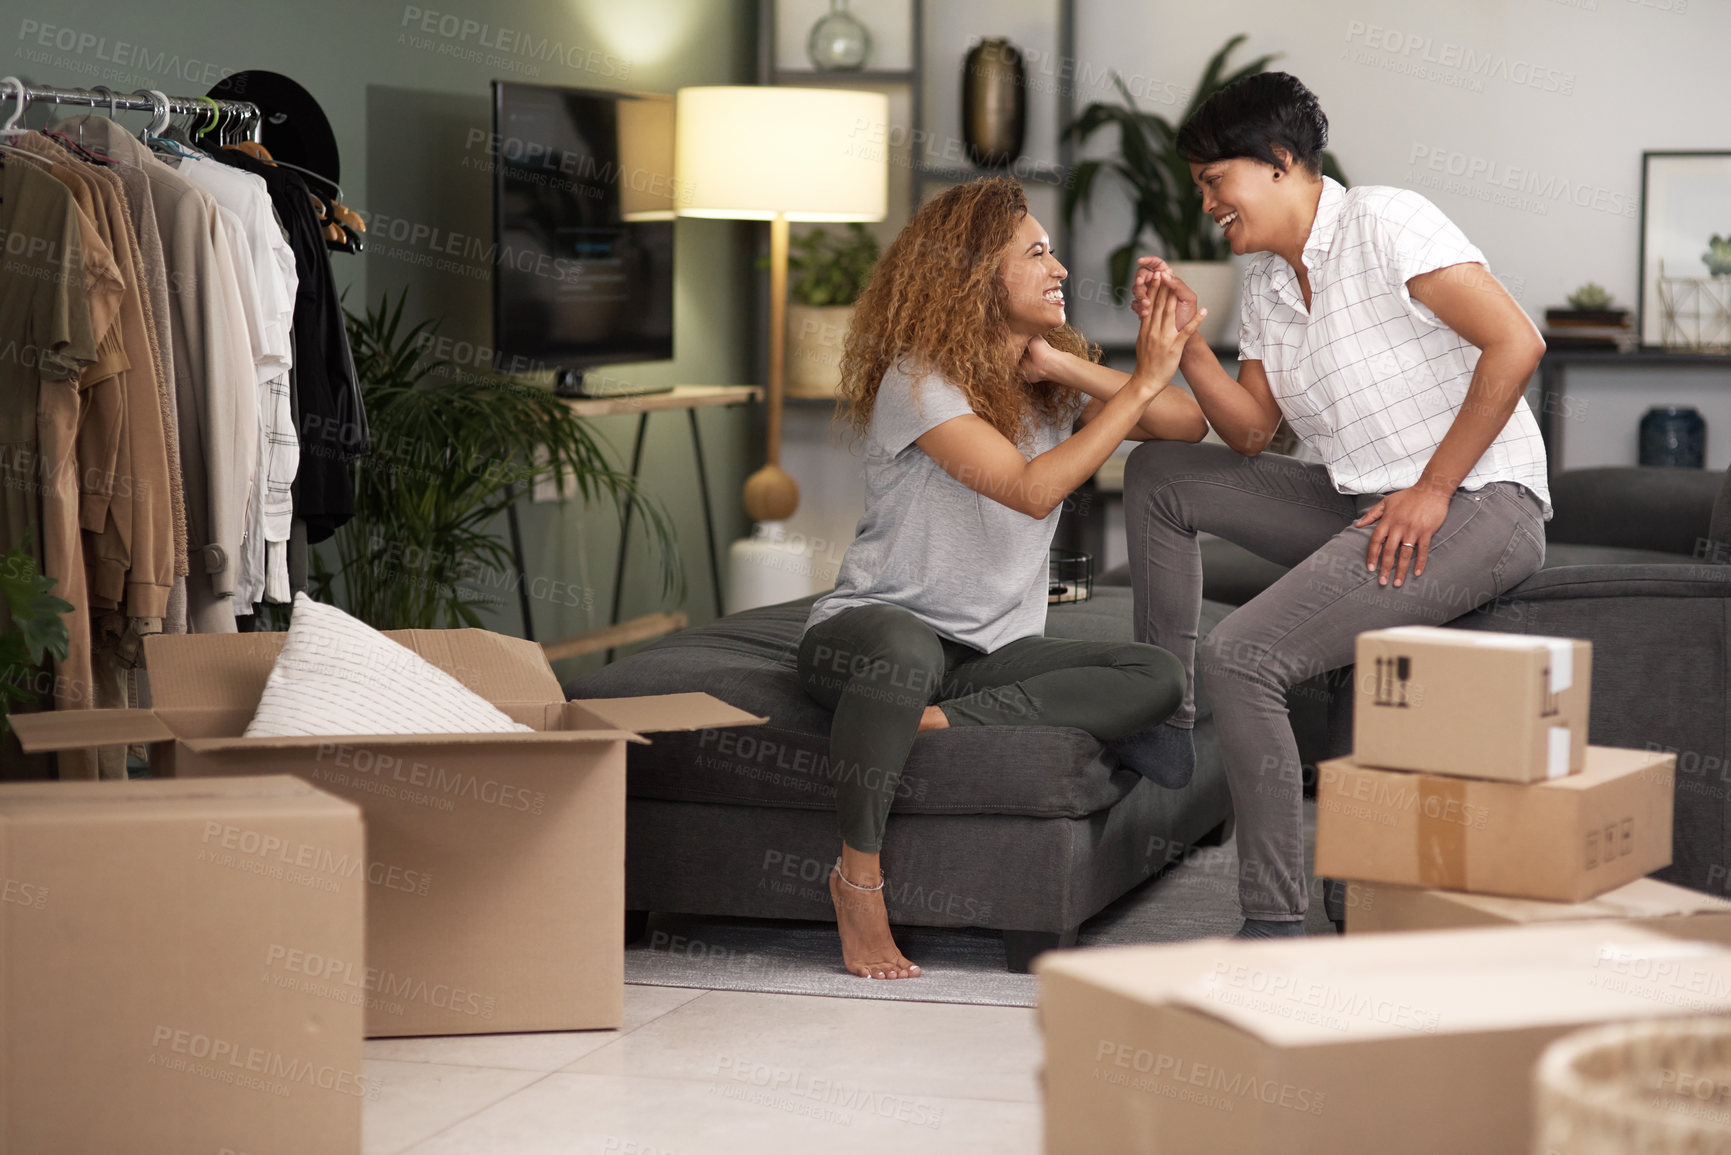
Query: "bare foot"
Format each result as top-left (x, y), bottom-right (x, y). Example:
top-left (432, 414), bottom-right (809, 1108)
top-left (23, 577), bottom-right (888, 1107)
top-left (918, 705), bottom-right (949, 732)
top-left (830, 854), bottom-right (921, 980)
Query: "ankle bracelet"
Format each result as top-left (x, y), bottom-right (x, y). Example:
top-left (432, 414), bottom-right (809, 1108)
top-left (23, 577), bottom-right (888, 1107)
top-left (831, 858), bottom-right (885, 893)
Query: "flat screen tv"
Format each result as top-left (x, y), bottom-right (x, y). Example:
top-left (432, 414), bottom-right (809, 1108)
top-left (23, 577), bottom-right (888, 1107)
top-left (490, 81), bottom-right (675, 393)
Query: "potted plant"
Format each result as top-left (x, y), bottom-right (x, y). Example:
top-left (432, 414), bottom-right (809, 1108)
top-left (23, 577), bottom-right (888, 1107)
top-left (313, 291), bottom-right (682, 632)
top-left (0, 532), bottom-right (71, 738)
top-left (780, 222), bottom-right (879, 399)
top-left (1063, 34), bottom-right (1349, 348)
top-left (1705, 234), bottom-right (1731, 277)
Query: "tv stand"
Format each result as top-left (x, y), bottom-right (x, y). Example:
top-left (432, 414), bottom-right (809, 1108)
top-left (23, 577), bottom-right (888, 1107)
top-left (553, 368), bottom-right (677, 400)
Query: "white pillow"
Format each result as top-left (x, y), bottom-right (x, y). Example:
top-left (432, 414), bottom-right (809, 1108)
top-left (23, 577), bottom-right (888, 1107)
top-left (244, 593), bottom-right (533, 737)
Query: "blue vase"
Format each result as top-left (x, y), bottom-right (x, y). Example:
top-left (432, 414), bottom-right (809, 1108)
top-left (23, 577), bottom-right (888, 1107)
top-left (1638, 406), bottom-right (1706, 468)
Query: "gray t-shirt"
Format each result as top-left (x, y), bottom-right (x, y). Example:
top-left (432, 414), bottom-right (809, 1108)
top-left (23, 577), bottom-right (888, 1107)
top-left (805, 363), bottom-right (1081, 653)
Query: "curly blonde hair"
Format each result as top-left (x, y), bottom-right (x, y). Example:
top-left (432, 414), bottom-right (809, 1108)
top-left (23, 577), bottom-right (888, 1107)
top-left (837, 177), bottom-right (1099, 447)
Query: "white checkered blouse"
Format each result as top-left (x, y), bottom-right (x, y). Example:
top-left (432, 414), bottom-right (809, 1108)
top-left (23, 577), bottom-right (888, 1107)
top-left (1239, 176), bottom-right (1550, 514)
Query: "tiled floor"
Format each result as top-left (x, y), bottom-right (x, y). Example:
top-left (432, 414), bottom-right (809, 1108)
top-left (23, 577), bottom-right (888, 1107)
top-left (363, 985), bottom-right (1042, 1154)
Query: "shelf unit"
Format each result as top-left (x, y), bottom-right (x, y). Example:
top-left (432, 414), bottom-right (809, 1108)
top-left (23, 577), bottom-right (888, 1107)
top-left (754, 1), bottom-right (1097, 578)
top-left (757, 0), bottom-right (1079, 250)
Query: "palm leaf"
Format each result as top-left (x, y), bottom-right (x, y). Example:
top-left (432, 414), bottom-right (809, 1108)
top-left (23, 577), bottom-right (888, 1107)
top-left (329, 290), bottom-right (685, 632)
top-left (1066, 35), bottom-right (1349, 274)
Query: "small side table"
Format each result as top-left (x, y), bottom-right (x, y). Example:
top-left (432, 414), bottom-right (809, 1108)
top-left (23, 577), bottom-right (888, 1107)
top-left (510, 385), bottom-right (761, 659)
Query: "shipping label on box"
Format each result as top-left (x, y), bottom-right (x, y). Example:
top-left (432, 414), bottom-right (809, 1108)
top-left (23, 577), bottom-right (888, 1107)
top-left (1, 776), bottom-right (366, 1155)
top-left (1315, 746), bottom-right (1674, 903)
top-left (1354, 626), bottom-right (1591, 782)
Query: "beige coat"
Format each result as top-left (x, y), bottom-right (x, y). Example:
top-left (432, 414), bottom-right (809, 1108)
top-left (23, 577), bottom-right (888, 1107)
top-left (70, 118), bottom-right (258, 634)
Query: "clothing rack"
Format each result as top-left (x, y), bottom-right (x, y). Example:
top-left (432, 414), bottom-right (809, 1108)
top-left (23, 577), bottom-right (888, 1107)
top-left (0, 79), bottom-right (260, 140)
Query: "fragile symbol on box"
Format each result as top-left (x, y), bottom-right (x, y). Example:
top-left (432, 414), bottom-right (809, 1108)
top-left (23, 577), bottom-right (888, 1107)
top-left (1585, 818), bottom-right (1635, 869)
top-left (1372, 655), bottom-right (1413, 708)
top-left (1541, 664), bottom-right (1561, 717)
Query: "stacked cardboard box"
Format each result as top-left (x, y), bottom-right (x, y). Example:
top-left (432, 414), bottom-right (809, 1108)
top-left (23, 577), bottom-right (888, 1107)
top-left (1, 776), bottom-right (365, 1154)
top-left (11, 628), bottom-right (767, 1038)
top-left (1316, 627), bottom-right (1679, 909)
top-left (1037, 627), bottom-right (1704, 1153)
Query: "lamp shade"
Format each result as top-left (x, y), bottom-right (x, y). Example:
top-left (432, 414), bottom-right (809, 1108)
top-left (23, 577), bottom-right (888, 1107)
top-left (675, 86), bottom-right (888, 221)
top-left (618, 94), bottom-right (678, 221)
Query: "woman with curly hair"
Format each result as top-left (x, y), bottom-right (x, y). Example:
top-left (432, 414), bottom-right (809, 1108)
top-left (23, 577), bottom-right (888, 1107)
top-left (797, 177), bottom-right (1209, 980)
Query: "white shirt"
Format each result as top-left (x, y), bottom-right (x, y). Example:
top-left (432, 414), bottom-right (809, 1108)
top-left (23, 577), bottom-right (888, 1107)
top-left (1239, 177), bottom-right (1550, 515)
top-left (178, 156), bottom-right (302, 607)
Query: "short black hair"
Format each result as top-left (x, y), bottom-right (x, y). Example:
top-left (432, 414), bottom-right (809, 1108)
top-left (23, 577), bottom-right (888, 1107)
top-left (1174, 72), bottom-right (1328, 176)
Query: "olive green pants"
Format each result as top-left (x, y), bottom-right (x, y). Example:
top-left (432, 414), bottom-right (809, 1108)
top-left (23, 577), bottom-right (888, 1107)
top-left (797, 602), bottom-right (1186, 852)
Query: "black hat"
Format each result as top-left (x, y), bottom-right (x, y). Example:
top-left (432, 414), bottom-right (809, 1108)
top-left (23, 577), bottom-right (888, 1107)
top-left (207, 70), bottom-right (340, 184)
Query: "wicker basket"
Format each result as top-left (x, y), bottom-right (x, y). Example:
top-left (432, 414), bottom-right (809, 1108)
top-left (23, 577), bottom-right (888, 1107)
top-left (1534, 1018), bottom-right (1731, 1155)
top-left (1048, 548), bottom-right (1092, 604)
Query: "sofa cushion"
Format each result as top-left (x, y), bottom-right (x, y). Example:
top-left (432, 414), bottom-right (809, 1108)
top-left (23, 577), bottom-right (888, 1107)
top-left (565, 588), bottom-right (1224, 819)
top-left (1547, 467), bottom-right (1724, 555)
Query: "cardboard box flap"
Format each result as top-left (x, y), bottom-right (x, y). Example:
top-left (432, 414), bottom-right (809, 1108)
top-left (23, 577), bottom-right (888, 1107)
top-left (1040, 924), bottom-right (1731, 1047)
top-left (1538, 745), bottom-right (1674, 790)
top-left (0, 774), bottom-right (357, 818)
top-left (563, 693), bottom-right (769, 736)
top-left (385, 628), bottom-right (563, 705)
top-left (1444, 878), bottom-right (1731, 923)
top-left (9, 708), bottom-right (175, 752)
top-left (143, 631), bottom-right (285, 710)
top-left (143, 628), bottom-right (563, 712)
top-left (179, 728), bottom-right (648, 755)
top-left (1374, 625), bottom-right (1578, 649)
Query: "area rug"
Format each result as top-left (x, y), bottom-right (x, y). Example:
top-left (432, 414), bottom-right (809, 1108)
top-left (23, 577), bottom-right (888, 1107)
top-left (624, 803), bottom-right (1335, 1008)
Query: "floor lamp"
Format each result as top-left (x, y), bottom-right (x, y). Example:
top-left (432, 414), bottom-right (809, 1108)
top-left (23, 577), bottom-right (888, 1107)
top-left (675, 86), bottom-right (888, 609)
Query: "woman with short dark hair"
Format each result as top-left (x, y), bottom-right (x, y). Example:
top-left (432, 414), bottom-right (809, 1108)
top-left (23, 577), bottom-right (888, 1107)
top-left (1123, 72), bottom-right (1549, 938)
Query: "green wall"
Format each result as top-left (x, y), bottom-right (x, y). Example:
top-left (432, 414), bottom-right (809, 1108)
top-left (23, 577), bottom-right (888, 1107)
top-left (2, 0), bottom-right (759, 677)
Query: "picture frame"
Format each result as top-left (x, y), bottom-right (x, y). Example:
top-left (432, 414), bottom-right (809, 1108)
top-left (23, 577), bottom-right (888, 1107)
top-left (1637, 150), bottom-right (1731, 350)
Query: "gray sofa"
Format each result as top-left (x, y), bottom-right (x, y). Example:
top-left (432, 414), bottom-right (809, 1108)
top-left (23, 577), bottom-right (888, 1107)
top-left (1102, 465), bottom-right (1731, 901)
top-left (570, 465), bottom-right (1731, 967)
top-left (564, 588), bottom-right (1236, 972)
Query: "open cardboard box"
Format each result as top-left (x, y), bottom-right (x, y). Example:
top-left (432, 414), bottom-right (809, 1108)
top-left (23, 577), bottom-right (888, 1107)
top-left (11, 628), bottom-right (767, 1037)
top-left (1038, 922), bottom-right (1731, 1154)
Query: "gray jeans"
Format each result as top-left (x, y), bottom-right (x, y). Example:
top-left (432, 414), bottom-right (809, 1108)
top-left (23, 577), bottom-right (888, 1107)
top-left (1123, 440), bottom-right (1547, 920)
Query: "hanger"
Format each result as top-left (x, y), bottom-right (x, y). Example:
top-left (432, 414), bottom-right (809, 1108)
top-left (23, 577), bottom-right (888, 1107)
top-left (225, 104), bottom-right (260, 147)
top-left (130, 89), bottom-right (199, 160)
top-left (33, 87), bottom-right (115, 164)
top-left (0, 77), bottom-right (52, 172)
top-left (0, 76), bottom-right (29, 136)
top-left (130, 88), bottom-right (171, 141)
top-left (214, 104), bottom-right (243, 147)
top-left (41, 128), bottom-right (113, 164)
top-left (193, 97), bottom-right (220, 143)
top-left (132, 88), bottom-right (174, 144)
